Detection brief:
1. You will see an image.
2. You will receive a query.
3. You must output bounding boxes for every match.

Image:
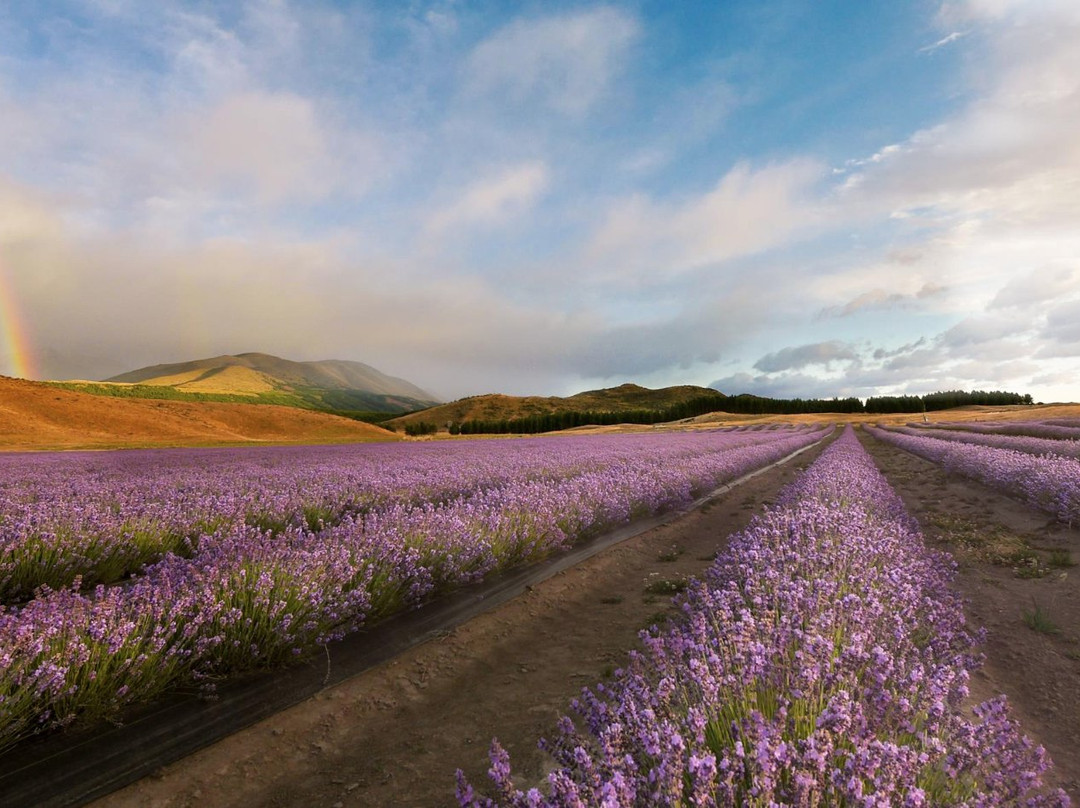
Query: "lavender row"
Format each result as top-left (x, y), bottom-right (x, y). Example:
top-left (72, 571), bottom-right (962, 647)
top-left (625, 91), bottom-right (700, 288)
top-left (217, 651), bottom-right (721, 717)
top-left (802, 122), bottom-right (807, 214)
top-left (868, 426), bottom-right (1080, 525)
top-left (458, 428), bottom-right (1067, 806)
top-left (0, 429), bottom-right (826, 752)
top-left (0, 429), bottom-right (816, 603)
top-left (914, 420), bottom-right (1080, 442)
top-left (1044, 418), bottom-right (1080, 428)
top-left (885, 424), bottom-right (1080, 461)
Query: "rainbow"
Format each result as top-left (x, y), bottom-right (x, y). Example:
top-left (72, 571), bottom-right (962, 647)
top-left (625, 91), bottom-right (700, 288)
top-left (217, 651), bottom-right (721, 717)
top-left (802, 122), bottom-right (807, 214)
top-left (0, 265), bottom-right (36, 380)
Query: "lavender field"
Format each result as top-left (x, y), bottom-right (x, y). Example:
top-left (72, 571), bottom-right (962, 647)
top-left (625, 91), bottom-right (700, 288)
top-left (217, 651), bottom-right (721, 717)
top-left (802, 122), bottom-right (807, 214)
top-left (459, 428), bottom-right (1068, 806)
top-left (915, 420), bottom-right (1080, 442)
top-left (884, 423), bottom-right (1080, 461)
top-left (0, 427), bottom-right (825, 752)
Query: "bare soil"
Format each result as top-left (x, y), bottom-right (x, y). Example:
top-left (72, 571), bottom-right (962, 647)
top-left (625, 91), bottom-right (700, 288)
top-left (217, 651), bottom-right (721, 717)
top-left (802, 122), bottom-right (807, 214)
top-left (92, 438), bottom-right (833, 808)
top-left (0, 376), bottom-right (394, 451)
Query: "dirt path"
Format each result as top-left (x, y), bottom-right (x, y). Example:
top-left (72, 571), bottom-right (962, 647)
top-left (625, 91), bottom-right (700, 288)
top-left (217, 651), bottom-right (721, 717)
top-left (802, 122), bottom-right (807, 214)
top-left (859, 429), bottom-right (1080, 798)
top-left (92, 439), bottom-right (832, 808)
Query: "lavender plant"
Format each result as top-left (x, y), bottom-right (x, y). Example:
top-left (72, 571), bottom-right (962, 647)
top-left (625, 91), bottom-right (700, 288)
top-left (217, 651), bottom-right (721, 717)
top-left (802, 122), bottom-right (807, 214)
top-left (0, 428), bottom-right (827, 751)
top-left (887, 424), bottom-right (1080, 461)
top-left (458, 428), bottom-right (1068, 806)
top-left (915, 420), bottom-right (1080, 442)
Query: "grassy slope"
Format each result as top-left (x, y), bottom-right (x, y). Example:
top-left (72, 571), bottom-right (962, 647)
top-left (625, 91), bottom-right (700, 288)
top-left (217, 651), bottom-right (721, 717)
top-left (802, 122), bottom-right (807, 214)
top-left (46, 380), bottom-right (435, 419)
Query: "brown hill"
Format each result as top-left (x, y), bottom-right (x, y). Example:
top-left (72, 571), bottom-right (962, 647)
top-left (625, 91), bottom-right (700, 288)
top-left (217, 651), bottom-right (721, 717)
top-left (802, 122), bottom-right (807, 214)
top-left (0, 376), bottom-right (397, 451)
top-left (386, 383), bottom-right (722, 430)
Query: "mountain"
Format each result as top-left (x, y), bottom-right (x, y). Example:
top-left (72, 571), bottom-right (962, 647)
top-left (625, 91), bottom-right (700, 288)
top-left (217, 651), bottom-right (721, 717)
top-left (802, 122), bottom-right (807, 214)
top-left (387, 383), bottom-right (726, 433)
top-left (108, 353), bottom-right (433, 398)
top-left (61, 352), bottom-right (442, 415)
top-left (0, 375), bottom-right (397, 451)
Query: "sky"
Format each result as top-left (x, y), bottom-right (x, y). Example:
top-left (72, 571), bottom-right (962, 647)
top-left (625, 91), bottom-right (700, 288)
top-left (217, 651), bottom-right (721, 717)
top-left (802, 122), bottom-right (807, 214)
top-left (1, 0), bottom-right (1079, 403)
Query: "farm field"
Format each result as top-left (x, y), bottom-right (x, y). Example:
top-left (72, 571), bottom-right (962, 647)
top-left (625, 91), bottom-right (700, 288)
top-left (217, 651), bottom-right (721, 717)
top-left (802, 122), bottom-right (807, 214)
top-left (0, 425), bottom-right (829, 803)
top-left (90, 431), bottom-right (836, 808)
top-left (85, 422), bottom-right (1080, 806)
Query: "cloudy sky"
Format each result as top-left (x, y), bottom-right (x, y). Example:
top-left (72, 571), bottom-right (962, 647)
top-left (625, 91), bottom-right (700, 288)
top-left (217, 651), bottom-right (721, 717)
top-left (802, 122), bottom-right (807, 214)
top-left (1, 0), bottom-right (1078, 402)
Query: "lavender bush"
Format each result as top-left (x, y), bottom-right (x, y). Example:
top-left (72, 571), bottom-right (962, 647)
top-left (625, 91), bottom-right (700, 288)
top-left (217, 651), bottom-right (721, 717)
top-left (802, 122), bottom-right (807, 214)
top-left (887, 424), bottom-right (1080, 461)
top-left (868, 426), bottom-right (1080, 526)
top-left (0, 428), bottom-right (827, 751)
top-left (458, 428), bottom-right (1068, 806)
top-left (914, 420), bottom-right (1080, 442)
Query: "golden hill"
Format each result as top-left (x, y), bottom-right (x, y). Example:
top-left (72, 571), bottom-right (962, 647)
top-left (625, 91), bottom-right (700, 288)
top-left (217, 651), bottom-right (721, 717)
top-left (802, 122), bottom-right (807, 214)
top-left (0, 376), bottom-right (397, 451)
top-left (122, 364), bottom-right (282, 395)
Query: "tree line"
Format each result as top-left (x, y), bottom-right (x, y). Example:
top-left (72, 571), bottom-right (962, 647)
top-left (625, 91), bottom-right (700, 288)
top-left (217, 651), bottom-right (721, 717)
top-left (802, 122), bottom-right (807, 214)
top-left (863, 389), bottom-right (1033, 413)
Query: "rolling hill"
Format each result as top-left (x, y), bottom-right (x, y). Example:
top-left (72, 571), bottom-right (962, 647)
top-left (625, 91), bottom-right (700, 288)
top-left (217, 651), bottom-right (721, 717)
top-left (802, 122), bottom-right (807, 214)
top-left (0, 375), bottom-right (398, 451)
top-left (52, 352), bottom-right (440, 417)
top-left (386, 383), bottom-right (727, 433)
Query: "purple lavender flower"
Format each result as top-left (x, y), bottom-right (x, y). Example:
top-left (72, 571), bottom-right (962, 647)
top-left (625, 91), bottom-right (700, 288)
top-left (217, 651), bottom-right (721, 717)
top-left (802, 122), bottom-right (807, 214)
top-left (458, 428), bottom-right (1069, 806)
top-left (1, 427), bottom-right (828, 751)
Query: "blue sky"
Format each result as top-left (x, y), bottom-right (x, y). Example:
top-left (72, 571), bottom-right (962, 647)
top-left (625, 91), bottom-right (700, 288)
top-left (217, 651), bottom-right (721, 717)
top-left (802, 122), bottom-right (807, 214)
top-left (1, 0), bottom-right (1079, 402)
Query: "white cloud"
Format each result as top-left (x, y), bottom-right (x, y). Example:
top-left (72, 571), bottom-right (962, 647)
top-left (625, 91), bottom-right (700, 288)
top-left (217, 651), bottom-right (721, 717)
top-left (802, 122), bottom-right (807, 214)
top-left (586, 159), bottom-right (825, 277)
top-left (842, 3), bottom-right (1080, 227)
top-left (167, 9), bottom-right (251, 95)
top-left (989, 265), bottom-right (1079, 309)
top-left (939, 313), bottom-right (1031, 347)
top-left (0, 178), bottom-right (65, 244)
top-left (0, 3), bottom-right (390, 244)
top-left (186, 91), bottom-right (334, 203)
top-left (1043, 299), bottom-right (1080, 347)
top-left (753, 341), bottom-right (859, 373)
top-left (919, 30), bottom-right (968, 53)
top-left (818, 282), bottom-right (946, 319)
top-left (464, 7), bottom-right (639, 115)
top-left (425, 162), bottom-right (549, 236)
top-left (709, 371), bottom-right (860, 400)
